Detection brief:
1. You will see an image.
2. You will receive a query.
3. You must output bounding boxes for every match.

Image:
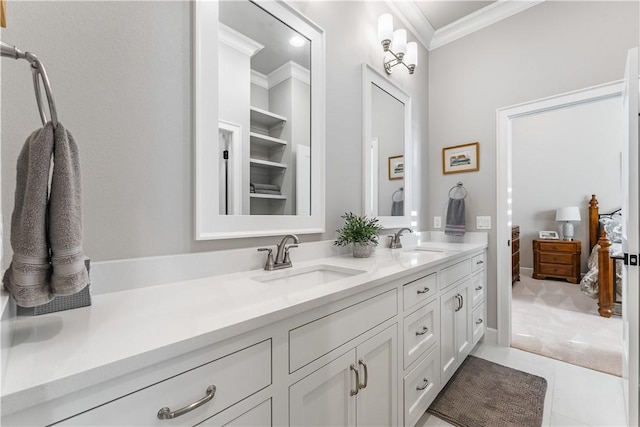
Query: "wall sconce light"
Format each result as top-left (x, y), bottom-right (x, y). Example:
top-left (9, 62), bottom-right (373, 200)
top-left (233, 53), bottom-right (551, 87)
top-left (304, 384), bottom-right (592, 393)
top-left (378, 14), bottom-right (418, 75)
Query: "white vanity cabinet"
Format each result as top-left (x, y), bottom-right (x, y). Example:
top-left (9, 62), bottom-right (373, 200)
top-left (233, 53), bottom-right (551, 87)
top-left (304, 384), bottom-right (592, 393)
top-left (289, 325), bottom-right (397, 427)
top-left (2, 247), bottom-right (488, 427)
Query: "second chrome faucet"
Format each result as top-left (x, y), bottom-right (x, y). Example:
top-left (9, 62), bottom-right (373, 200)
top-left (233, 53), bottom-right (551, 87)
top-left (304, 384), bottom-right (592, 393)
top-left (258, 234), bottom-right (300, 270)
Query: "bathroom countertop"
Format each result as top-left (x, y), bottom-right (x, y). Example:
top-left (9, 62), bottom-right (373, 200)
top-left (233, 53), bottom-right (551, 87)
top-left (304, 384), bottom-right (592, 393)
top-left (1, 241), bottom-right (487, 417)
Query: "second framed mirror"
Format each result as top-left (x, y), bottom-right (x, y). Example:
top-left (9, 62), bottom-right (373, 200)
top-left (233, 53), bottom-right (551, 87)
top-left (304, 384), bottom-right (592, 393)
top-left (362, 63), bottom-right (412, 229)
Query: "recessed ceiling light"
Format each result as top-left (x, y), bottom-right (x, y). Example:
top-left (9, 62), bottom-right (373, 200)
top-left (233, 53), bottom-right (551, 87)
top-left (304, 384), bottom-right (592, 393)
top-left (289, 36), bottom-right (305, 47)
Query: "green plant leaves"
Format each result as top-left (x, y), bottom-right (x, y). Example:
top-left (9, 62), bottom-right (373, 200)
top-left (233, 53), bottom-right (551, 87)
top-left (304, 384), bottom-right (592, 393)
top-left (334, 212), bottom-right (383, 247)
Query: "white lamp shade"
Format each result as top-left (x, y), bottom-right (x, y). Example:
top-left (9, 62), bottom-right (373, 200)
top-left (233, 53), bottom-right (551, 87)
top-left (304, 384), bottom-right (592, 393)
top-left (378, 14), bottom-right (393, 44)
top-left (556, 206), bottom-right (581, 222)
top-left (405, 42), bottom-right (418, 67)
top-left (392, 29), bottom-right (407, 56)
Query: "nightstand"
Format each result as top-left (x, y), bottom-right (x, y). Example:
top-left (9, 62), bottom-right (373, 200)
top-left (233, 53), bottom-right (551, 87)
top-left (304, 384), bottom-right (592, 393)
top-left (512, 226), bottom-right (520, 284)
top-left (533, 239), bottom-right (581, 284)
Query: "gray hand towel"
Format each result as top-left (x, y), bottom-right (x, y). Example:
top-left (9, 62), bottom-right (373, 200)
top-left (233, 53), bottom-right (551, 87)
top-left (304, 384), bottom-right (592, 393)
top-left (445, 198), bottom-right (466, 236)
top-left (49, 124), bottom-right (89, 295)
top-left (391, 200), bottom-right (404, 216)
top-left (3, 124), bottom-right (55, 307)
top-left (3, 123), bottom-right (89, 307)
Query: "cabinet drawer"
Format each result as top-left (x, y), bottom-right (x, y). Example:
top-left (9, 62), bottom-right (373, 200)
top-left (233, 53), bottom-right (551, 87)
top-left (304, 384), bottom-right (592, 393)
top-left (403, 272), bottom-right (437, 310)
top-left (539, 252), bottom-right (573, 265)
top-left (201, 399), bottom-right (271, 427)
top-left (440, 259), bottom-right (470, 290)
top-left (512, 238), bottom-right (520, 253)
top-left (289, 289), bottom-right (397, 372)
top-left (471, 253), bottom-right (485, 272)
top-left (539, 263), bottom-right (573, 276)
top-left (472, 305), bottom-right (485, 345)
top-left (537, 241), bottom-right (578, 252)
top-left (512, 250), bottom-right (520, 268)
top-left (58, 340), bottom-right (272, 426)
top-left (404, 347), bottom-right (440, 427)
top-left (471, 271), bottom-right (485, 308)
top-left (512, 226), bottom-right (520, 239)
top-left (403, 299), bottom-right (438, 369)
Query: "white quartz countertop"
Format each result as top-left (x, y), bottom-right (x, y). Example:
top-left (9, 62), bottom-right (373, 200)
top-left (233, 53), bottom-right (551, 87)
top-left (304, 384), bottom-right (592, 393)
top-left (1, 240), bottom-right (486, 415)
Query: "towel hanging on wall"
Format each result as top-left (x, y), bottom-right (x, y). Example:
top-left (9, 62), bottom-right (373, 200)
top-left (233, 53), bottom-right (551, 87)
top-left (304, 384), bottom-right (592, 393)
top-left (391, 187), bottom-right (404, 216)
top-left (3, 123), bottom-right (89, 307)
top-left (445, 182), bottom-right (467, 236)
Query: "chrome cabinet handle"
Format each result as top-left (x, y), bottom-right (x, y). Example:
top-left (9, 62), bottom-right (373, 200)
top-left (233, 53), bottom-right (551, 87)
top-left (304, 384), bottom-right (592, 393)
top-left (460, 294), bottom-right (464, 309)
top-left (157, 385), bottom-right (216, 420)
top-left (350, 364), bottom-right (360, 396)
top-left (475, 285), bottom-right (483, 291)
top-left (477, 260), bottom-right (484, 265)
top-left (358, 359), bottom-right (368, 390)
top-left (476, 319), bottom-right (484, 325)
top-left (417, 286), bottom-right (430, 294)
top-left (415, 326), bottom-right (429, 336)
top-left (416, 378), bottom-right (429, 391)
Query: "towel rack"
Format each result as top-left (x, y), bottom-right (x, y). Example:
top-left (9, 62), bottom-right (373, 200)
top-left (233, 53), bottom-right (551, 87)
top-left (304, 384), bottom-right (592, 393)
top-left (448, 182), bottom-right (467, 200)
top-left (392, 187), bottom-right (404, 202)
top-left (1, 41), bottom-right (58, 128)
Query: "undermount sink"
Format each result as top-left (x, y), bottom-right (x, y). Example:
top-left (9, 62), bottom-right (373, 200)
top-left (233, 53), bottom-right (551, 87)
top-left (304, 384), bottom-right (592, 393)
top-left (251, 264), bottom-right (367, 287)
top-left (402, 246), bottom-right (458, 255)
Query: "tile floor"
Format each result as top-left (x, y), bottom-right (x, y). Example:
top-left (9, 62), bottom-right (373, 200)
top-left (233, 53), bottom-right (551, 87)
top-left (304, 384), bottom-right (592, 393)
top-left (416, 341), bottom-right (628, 427)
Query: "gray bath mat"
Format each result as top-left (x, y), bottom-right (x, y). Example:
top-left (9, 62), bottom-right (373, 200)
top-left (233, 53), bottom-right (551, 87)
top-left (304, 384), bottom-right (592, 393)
top-left (427, 355), bottom-right (547, 427)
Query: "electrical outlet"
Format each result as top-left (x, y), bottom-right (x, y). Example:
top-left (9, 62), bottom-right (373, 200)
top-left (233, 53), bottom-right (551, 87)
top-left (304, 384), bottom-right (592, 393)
top-left (476, 216), bottom-right (491, 230)
top-left (434, 216), bottom-right (442, 229)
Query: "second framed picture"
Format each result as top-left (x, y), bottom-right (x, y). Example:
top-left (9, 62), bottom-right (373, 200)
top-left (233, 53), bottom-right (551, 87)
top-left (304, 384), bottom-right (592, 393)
top-left (442, 142), bottom-right (479, 174)
top-left (388, 155), bottom-right (404, 180)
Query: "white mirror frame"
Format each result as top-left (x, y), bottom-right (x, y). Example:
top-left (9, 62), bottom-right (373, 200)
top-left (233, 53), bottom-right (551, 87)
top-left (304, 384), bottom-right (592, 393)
top-left (362, 63), bottom-right (413, 229)
top-left (194, 0), bottom-right (326, 240)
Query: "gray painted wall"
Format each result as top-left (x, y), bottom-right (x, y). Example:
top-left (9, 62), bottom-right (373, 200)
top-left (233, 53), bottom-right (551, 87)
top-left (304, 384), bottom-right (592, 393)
top-left (428, 1), bottom-right (639, 328)
top-left (1, 1), bottom-right (429, 264)
top-left (512, 96), bottom-right (622, 273)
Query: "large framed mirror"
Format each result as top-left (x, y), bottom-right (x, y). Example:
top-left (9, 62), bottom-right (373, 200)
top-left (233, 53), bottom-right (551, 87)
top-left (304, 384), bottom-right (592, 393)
top-left (362, 63), bottom-right (413, 229)
top-left (194, 0), bottom-right (325, 240)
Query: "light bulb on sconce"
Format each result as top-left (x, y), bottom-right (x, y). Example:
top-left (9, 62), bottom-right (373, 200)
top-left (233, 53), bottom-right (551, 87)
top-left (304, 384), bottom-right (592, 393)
top-left (377, 14), bottom-right (417, 75)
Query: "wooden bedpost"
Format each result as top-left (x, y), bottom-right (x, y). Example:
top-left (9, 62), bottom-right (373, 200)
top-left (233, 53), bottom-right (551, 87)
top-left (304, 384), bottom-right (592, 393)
top-left (589, 195), bottom-right (599, 251)
top-left (598, 231), bottom-right (614, 318)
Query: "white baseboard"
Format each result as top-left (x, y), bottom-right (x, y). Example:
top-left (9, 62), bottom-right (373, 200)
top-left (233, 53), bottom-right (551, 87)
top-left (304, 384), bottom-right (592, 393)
top-left (484, 328), bottom-right (499, 346)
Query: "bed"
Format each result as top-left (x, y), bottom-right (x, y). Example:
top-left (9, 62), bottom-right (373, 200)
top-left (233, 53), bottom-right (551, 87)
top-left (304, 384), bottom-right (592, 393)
top-left (583, 194), bottom-right (623, 317)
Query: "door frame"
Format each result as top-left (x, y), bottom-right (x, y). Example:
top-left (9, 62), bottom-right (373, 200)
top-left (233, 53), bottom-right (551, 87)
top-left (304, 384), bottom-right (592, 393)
top-left (495, 80), bottom-right (623, 346)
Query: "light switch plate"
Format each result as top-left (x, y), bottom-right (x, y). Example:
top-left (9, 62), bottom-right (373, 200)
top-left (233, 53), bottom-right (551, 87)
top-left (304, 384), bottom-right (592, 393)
top-left (434, 216), bottom-right (442, 229)
top-left (476, 216), bottom-right (491, 230)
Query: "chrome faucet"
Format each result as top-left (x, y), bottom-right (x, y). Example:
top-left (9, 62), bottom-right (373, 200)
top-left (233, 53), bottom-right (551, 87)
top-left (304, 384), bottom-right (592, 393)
top-left (389, 228), bottom-right (413, 249)
top-left (258, 234), bottom-right (300, 270)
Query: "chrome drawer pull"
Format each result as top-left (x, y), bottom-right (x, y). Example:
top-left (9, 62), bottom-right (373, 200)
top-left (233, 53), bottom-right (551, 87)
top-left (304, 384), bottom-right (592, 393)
top-left (415, 326), bottom-right (429, 336)
top-left (417, 287), bottom-right (430, 294)
top-left (358, 358), bottom-right (369, 389)
top-left (416, 378), bottom-right (429, 391)
top-left (476, 319), bottom-right (484, 325)
top-left (157, 385), bottom-right (216, 420)
top-left (350, 364), bottom-right (360, 396)
top-left (475, 285), bottom-right (483, 291)
top-left (476, 260), bottom-right (484, 265)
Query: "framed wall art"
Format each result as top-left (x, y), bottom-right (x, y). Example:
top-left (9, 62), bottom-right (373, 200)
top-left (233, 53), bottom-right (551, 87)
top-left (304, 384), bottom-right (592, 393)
top-left (388, 155), bottom-right (404, 180)
top-left (442, 142), bottom-right (479, 174)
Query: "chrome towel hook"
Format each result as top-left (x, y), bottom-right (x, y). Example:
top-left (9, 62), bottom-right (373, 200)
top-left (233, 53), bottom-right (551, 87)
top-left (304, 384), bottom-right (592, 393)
top-left (1, 41), bottom-right (58, 128)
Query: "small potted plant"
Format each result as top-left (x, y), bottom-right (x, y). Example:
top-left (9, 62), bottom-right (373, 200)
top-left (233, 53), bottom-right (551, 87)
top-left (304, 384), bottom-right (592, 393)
top-left (334, 212), bottom-right (383, 258)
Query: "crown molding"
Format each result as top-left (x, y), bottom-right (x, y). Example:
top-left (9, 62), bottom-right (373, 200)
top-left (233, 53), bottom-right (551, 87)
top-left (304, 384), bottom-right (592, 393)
top-left (268, 61), bottom-right (310, 87)
top-left (251, 70), bottom-right (269, 89)
top-left (384, 0), bottom-right (434, 52)
top-left (218, 23), bottom-right (264, 57)
top-left (430, 0), bottom-right (545, 50)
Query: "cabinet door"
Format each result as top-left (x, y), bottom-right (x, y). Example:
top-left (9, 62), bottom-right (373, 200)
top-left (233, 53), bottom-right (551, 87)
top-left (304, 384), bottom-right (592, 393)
top-left (356, 325), bottom-right (397, 427)
top-left (289, 350), bottom-right (357, 427)
top-left (455, 280), bottom-right (471, 361)
top-left (440, 286), bottom-right (458, 384)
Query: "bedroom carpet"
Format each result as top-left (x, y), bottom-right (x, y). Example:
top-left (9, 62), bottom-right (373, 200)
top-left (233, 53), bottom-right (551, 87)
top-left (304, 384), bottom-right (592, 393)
top-left (511, 274), bottom-right (622, 376)
top-left (427, 355), bottom-right (547, 427)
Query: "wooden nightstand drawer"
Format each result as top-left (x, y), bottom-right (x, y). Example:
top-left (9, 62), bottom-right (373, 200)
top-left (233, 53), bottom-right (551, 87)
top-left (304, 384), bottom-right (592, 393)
top-left (536, 241), bottom-right (579, 252)
top-left (538, 263), bottom-right (574, 277)
top-left (512, 238), bottom-right (520, 253)
top-left (539, 252), bottom-right (573, 265)
top-left (512, 250), bottom-right (520, 268)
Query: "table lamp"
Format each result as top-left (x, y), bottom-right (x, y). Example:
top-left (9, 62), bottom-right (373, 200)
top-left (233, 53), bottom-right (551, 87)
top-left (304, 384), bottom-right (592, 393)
top-left (556, 207), bottom-right (581, 241)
